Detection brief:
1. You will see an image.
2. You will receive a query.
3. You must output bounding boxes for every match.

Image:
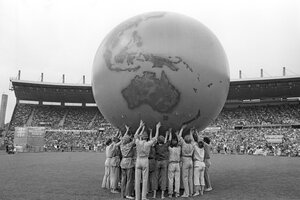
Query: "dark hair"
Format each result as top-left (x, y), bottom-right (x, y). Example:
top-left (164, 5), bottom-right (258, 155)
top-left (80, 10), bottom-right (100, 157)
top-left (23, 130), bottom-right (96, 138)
top-left (198, 141), bottom-right (204, 147)
top-left (170, 137), bottom-right (178, 148)
top-left (203, 137), bottom-right (210, 144)
top-left (193, 132), bottom-right (198, 143)
top-left (105, 138), bottom-right (112, 146)
top-left (113, 137), bottom-right (120, 143)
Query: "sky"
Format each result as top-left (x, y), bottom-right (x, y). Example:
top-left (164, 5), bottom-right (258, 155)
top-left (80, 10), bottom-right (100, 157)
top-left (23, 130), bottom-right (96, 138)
top-left (0, 0), bottom-right (300, 123)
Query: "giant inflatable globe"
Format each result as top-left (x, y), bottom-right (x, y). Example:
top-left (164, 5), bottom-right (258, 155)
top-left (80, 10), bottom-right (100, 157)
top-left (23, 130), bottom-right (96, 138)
top-left (92, 12), bottom-right (230, 131)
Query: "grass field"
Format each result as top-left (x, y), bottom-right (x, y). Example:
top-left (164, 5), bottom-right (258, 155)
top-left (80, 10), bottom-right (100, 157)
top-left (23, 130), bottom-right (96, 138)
top-left (0, 152), bottom-right (299, 200)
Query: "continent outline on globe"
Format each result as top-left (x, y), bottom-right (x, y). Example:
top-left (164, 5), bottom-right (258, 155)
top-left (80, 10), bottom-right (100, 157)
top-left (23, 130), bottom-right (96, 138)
top-left (102, 12), bottom-right (198, 114)
top-left (121, 70), bottom-right (180, 113)
top-left (92, 11), bottom-right (230, 130)
top-left (103, 12), bottom-right (195, 75)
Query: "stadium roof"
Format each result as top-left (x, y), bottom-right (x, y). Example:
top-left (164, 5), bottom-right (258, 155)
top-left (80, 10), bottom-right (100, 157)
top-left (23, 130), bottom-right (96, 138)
top-left (11, 76), bottom-right (300, 104)
top-left (228, 76), bottom-right (300, 100)
top-left (11, 80), bottom-right (95, 103)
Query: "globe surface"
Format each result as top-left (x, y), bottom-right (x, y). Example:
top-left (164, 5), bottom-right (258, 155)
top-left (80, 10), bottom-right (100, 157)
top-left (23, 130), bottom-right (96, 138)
top-left (92, 12), bottom-right (230, 131)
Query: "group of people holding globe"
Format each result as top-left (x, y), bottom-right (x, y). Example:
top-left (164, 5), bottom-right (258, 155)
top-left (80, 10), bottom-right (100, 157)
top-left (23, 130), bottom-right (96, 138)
top-left (102, 120), bottom-right (212, 200)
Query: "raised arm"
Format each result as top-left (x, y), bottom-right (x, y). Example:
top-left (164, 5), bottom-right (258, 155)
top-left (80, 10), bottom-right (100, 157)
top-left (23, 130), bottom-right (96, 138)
top-left (164, 130), bottom-right (169, 143)
top-left (149, 128), bottom-right (153, 140)
top-left (190, 128), bottom-right (195, 143)
top-left (124, 125), bottom-right (130, 136)
top-left (115, 140), bottom-right (122, 146)
top-left (139, 125), bottom-right (145, 137)
top-left (153, 122), bottom-right (161, 140)
top-left (196, 129), bottom-right (202, 141)
top-left (113, 130), bottom-right (119, 138)
top-left (179, 124), bottom-right (187, 138)
top-left (118, 130), bottom-right (122, 139)
top-left (134, 120), bottom-right (145, 139)
top-left (174, 130), bottom-right (179, 141)
top-left (168, 128), bottom-right (172, 141)
top-left (114, 132), bottom-right (122, 146)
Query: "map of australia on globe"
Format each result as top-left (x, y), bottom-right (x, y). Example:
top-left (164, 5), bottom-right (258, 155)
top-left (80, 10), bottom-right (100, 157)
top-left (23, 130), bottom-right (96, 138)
top-left (102, 13), bottom-right (193, 114)
top-left (122, 70), bottom-right (180, 113)
top-left (92, 12), bottom-right (230, 130)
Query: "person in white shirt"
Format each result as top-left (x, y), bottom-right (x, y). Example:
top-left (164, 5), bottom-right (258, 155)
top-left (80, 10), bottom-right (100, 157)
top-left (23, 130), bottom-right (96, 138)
top-left (110, 133), bottom-right (122, 193)
top-left (102, 138), bottom-right (112, 189)
top-left (168, 130), bottom-right (181, 198)
top-left (135, 121), bottom-right (160, 200)
top-left (190, 129), bottom-right (205, 196)
top-left (178, 125), bottom-right (194, 197)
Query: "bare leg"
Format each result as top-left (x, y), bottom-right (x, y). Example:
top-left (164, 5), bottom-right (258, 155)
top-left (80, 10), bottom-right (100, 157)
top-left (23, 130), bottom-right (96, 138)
top-left (153, 190), bottom-right (156, 198)
top-left (161, 190), bottom-right (165, 199)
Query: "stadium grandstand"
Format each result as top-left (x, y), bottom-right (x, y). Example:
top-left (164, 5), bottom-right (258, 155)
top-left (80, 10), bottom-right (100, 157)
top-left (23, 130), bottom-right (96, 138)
top-left (2, 74), bottom-right (300, 156)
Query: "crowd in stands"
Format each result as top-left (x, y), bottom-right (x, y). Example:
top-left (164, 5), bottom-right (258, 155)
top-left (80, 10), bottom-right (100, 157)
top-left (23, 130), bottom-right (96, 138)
top-left (9, 104), bottom-right (34, 129)
top-left (9, 104), bottom-right (105, 131)
top-left (212, 104), bottom-right (300, 128)
top-left (10, 103), bottom-right (300, 131)
top-left (31, 105), bottom-right (65, 128)
top-left (6, 104), bottom-right (109, 148)
top-left (200, 128), bottom-right (300, 157)
top-left (63, 107), bottom-right (98, 130)
top-left (44, 130), bottom-right (100, 152)
top-left (4, 103), bottom-right (300, 156)
top-left (93, 112), bottom-right (109, 128)
top-left (43, 126), bottom-right (119, 152)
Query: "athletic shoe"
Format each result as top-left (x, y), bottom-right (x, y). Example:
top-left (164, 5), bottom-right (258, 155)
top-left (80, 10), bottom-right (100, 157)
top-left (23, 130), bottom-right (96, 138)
top-left (193, 192), bottom-right (200, 196)
top-left (175, 193), bottom-right (180, 197)
top-left (111, 189), bottom-right (119, 193)
top-left (204, 187), bottom-right (213, 192)
top-left (168, 194), bottom-right (172, 198)
top-left (126, 196), bottom-right (134, 199)
top-left (181, 194), bottom-right (189, 198)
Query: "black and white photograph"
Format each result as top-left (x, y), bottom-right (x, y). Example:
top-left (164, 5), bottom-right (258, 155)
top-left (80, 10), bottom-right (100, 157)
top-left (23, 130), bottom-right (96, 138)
top-left (0, 0), bottom-right (299, 200)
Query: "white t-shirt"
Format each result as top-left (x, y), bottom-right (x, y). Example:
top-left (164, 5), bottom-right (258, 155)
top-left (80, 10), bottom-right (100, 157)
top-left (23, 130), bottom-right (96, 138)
top-left (193, 142), bottom-right (205, 167)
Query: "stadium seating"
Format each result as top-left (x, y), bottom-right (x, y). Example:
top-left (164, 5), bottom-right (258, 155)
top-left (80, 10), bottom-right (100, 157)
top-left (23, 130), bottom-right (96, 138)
top-left (31, 105), bottom-right (65, 128)
top-left (63, 107), bottom-right (98, 130)
top-left (10, 104), bottom-right (106, 130)
top-left (199, 128), bottom-right (300, 157)
top-left (6, 102), bottom-right (300, 156)
top-left (211, 104), bottom-right (300, 128)
top-left (9, 104), bottom-right (35, 130)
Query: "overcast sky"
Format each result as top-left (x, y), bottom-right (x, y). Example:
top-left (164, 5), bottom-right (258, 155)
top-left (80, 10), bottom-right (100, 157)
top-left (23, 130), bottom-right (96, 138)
top-left (0, 0), bottom-right (300, 123)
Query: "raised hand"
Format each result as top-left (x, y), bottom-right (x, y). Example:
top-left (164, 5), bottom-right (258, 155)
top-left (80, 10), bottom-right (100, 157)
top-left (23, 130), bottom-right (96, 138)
top-left (154, 122), bottom-right (161, 139)
top-left (149, 128), bottom-right (153, 139)
top-left (181, 124), bottom-right (187, 130)
top-left (139, 120), bottom-right (145, 127)
top-left (140, 125), bottom-right (145, 135)
top-left (135, 120), bottom-right (145, 138)
top-left (124, 125), bottom-right (130, 136)
top-left (168, 129), bottom-right (172, 141)
top-left (190, 127), bottom-right (195, 134)
top-left (156, 122), bottom-right (161, 129)
top-left (179, 124), bottom-right (186, 137)
top-left (165, 129), bottom-right (169, 143)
